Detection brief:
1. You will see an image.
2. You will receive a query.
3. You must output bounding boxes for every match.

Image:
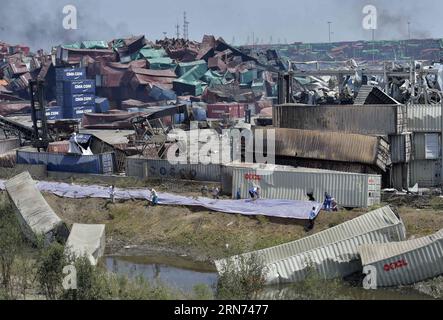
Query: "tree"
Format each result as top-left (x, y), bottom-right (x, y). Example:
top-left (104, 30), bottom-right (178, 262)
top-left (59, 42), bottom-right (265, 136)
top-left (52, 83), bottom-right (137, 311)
top-left (36, 242), bottom-right (67, 300)
top-left (0, 199), bottom-right (22, 297)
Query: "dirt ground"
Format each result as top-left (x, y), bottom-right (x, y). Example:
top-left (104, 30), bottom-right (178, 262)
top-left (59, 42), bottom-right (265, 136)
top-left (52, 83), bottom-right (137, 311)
top-left (41, 191), bottom-right (443, 263)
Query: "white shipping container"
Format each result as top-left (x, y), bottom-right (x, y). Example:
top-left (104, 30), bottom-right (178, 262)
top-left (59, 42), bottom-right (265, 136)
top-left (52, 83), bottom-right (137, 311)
top-left (358, 229), bottom-right (443, 287)
top-left (215, 206), bottom-right (406, 285)
top-left (229, 163), bottom-right (381, 208)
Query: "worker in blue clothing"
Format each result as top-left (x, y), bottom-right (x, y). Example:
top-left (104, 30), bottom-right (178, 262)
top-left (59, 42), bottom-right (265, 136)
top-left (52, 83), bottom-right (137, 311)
top-left (248, 186), bottom-right (260, 200)
top-left (150, 188), bottom-right (159, 206)
top-left (305, 206), bottom-right (317, 231)
top-left (323, 192), bottom-right (332, 211)
top-left (236, 188), bottom-right (241, 200)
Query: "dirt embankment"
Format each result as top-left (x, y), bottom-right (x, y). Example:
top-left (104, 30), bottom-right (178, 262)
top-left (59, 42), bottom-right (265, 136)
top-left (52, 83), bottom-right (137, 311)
top-left (42, 192), bottom-right (443, 263)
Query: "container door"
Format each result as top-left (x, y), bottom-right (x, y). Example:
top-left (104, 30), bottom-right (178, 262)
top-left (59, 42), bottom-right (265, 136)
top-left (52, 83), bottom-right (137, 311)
top-left (101, 153), bottom-right (114, 175)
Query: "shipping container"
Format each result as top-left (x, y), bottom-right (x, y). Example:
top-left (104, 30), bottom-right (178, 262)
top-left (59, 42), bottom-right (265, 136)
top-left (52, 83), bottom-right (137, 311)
top-left (390, 163), bottom-right (410, 190)
top-left (412, 132), bottom-right (440, 160)
top-left (407, 104), bottom-right (441, 132)
top-left (16, 149), bottom-right (115, 174)
top-left (358, 229), bottom-right (443, 287)
top-left (63, 79), bottom-right (96, 94)
top-left (215, 206), bottom-right (406, 285)
top-left (125, 156), bottom-right (221, 182)
top-left (273, 104), bottom-right (407, 135)
top-left (409, 159), bottom-right (440, 187)
top-left (55, 67), bottom-right (86, 81)
top-left (388, 133), bottom-right (411, 163)
top-left (45, 106), bottom-right (63, 120)
top-left (63, 93), bottom-right (95, 107)
top-left (0, 138), bottom-right (20, 154)
top-left (229, 162), bottom-right (381, 208)
top-left (64, 105), bottom-right (95, 119)
top-left (5, 171), bottom-right (68, 243)
top-left (47, 141), bottom-right (70, 154)
top-left (207, 103), bottom-right (245, 119)
top-left (192, 106), bottom-right (207, 121)
top-left (94, 97), bottom-right (110, 113)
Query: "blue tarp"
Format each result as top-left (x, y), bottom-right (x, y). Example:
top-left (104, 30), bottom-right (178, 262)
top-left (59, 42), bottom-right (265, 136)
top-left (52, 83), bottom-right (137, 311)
top-left (0, 180), bottom-right (321, 220)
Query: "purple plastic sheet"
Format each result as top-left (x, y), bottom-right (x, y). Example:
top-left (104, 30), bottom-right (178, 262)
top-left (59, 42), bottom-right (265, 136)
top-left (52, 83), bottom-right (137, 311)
top-left (0, 180), bottom-right (321, 220)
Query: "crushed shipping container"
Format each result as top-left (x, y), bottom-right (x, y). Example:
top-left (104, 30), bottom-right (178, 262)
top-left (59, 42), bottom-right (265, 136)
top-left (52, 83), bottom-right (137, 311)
top-left (357, 229), bottom-right (443, 287)
top-left (4, 171), bottom-right (68, 243)
top-left (65, 223), bottom-right (106, 266)
top-left (215, 206), bottom-right (406, 285)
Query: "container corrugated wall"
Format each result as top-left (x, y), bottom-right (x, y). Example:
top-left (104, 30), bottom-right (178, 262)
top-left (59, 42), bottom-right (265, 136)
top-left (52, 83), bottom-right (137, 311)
top-left (125, 157), bottom-right (221, 182)
top-left (274, 104), bottom-right (407, 135)
top-left (231, 165), bottom-right (381, 208)
top-left (266, 223), bottom-right (406, 284)
top-left (215, 206), bottom-right (406, 284)
top-left (126, 157), bottom-right (147, 178)
top-left (16, 150), bottom-right (115, 174)
top-left (358, 230), bottom-right (443, 287)
top-left (407, 104), bottom-right (441, 132)
top-left (0, 138), bottom-right (20, 154)
top-left (389, 133), bottom-right (411, 163)
top-left (412, 132), bottom-right (441, 160)
top-left (409, 160), bottom-right (440, 187)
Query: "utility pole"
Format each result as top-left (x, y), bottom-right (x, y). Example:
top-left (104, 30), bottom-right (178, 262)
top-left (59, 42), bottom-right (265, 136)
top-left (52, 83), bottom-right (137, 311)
top-left (328, 21), bottom-right (332, 43)
top-left (408, 21), bottom-right (411, 40)
top-left (175, 22), bottom-right (180, 39)
top-left (183, 12), bottom-right (189, 41)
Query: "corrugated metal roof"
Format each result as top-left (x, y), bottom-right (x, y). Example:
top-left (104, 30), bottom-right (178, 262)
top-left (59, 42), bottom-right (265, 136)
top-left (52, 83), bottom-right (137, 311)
top-left (358, 229), bottom-right (443, 287)
top-left (215, 206), bottom-right (406, 284)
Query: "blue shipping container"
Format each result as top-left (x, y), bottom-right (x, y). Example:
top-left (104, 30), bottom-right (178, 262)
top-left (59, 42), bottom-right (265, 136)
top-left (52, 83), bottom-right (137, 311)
top-left (94, 97), bottom-right (110, 113)
top-left (192, 107), bottom-right (207, 121)
top-left (46, 106), bottom-right (63, 120)
top-left (16, 150), bottom-right (115, 174)
top-left (64, 105), bottom-right (95, 119)
top-left (55, 67), bottom-right (86, 81)
top-left (63, 93), bottom-right (95, 107)
top-left (63, 80), bottom-right (96, 95)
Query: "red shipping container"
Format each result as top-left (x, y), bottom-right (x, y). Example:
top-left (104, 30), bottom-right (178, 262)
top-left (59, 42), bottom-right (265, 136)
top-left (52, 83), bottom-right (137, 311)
top-left (47, 141), bottom-right (70, 154)
top-left (207, 103), bottom-right (245, 119)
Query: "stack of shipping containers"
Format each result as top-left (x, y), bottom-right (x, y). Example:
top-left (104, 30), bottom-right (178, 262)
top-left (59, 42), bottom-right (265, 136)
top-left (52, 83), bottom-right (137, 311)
top-left (55, 67), bottom-right (96, 120)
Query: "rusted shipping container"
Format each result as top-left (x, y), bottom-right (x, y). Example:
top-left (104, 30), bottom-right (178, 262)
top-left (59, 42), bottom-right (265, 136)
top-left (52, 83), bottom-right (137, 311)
top-left (47, 141), bottom-right (70, 154)
top-left (273, 104), bottom-right (407, 135)
top-left (207, 103), bottom-right (245, 119)
top-left (260, 128), bottom-right (391, 171)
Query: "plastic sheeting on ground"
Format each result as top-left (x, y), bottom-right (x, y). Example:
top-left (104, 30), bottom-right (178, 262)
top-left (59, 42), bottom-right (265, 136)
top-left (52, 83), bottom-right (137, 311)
top-left (0, 179), bottom-right (321, 220)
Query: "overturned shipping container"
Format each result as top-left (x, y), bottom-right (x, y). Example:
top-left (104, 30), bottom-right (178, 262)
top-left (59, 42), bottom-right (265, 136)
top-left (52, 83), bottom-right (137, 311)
top-left (358, 229), bottom-right (443, 287)
top-left (65, 224), bottom-right (106, 266)
top-left (5, 171), bottom-right (68, 243)
top-left (273, 104), bottom-right (407, 135)
top-left (229, 162), bottom-right (381, 208)
top-left (215, 206), bottom-right (406, 285)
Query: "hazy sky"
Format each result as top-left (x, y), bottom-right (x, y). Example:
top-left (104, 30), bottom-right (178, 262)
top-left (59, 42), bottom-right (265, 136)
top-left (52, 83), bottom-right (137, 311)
top-left (1, 0), bottom-right (442, 50)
